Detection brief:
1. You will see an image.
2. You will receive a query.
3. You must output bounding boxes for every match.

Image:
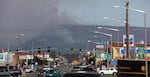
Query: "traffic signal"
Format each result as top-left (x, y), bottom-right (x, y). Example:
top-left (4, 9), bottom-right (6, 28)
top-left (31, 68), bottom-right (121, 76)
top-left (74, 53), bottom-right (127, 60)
top-left (38, 48), bottom-right (41, 53)
top-left (16, 48), bottom-right (19, 51)
top-left (47, 47), bottom-right (51, 52)
top-left (79, 49), bottom-right (82, 51)
top-left (70, 48), bottom-right (74, 51)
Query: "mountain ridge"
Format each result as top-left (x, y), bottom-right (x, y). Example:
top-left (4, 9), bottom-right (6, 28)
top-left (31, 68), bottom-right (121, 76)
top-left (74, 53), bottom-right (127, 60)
top-left (22, 25), bottom-right (150, 51)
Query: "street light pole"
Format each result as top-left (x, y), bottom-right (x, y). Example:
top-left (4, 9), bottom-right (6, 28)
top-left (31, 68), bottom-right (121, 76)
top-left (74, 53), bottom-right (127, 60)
top-left (32, 42), bottom-right (34, 64)
top-left (144, 12), bottom-right (148, 77)
top-left (7, 41), bottom-right (11, 77)
top-left (16, 33), bottom-right (24, 70)
top-left (144, 13), bottom-right (147, 57)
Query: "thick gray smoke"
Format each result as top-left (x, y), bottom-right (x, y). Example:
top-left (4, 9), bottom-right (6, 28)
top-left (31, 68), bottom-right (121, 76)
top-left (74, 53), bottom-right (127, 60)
top-left (0, 0), bottom-right (78, 48)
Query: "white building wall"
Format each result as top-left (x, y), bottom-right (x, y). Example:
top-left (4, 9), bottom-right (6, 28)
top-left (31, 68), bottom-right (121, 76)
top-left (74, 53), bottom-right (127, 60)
top-left (0, 52), bottom-right (14, 66)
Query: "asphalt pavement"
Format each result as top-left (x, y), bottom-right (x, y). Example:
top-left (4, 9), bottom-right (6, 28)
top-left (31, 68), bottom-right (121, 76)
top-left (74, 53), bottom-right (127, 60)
top-left (21, 72), bottom-right (37, 77)
top-left (21, 72), bottom-right (116, 77)
top-left (20, 65), bottom-right (117, 77)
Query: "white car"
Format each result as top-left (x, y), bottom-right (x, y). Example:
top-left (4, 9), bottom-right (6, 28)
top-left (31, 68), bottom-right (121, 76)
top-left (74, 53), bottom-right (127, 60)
top-left (25, 68), bottom-right (33, 73)
top-left (98, 67), bottom-right (117, 76)
top-left (43, 66), bottom-right (53, 71)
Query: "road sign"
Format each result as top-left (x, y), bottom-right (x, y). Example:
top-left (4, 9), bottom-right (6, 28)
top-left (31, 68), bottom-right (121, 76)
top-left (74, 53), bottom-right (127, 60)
top-left (138, 46), bottom-right (144, 50)
top-left (104, 52), bottom-right (111, 61)
top-left (111, 59), bottom-right (117, 66)
top-left (120, 47), bottom-right (135, 53)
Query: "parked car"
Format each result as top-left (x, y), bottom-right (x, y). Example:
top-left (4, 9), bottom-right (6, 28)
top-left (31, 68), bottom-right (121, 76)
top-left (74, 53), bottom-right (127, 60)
top-left (98, 67), bottom-right (117, 76)
top-left (44, 70), bottom-right (61, 77)
top-left (9, 69), bottom-right (22, 76)
top-left (71, 65), bottom-right (96, 72)
top-left (71, 66), bottom-right (80, 72)
top-left (25, 67), bottom-right (33, 73)
top-left (43, 66), bottom-right (53, 71)
top-left (37, 70), bottom-right (47, 77)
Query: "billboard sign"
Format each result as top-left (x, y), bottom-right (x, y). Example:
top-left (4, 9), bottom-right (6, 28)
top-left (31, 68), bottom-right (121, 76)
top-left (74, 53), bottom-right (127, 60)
top-left (123, 35), bottom-right (134, 48)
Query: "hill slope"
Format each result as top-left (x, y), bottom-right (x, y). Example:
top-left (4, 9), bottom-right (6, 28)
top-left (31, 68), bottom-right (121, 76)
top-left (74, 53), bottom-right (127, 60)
top-left (23, 25), bottom-right (150, 51)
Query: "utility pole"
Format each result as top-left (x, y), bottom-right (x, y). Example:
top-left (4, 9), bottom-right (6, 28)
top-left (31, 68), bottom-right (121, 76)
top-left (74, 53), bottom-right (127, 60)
top-left (125, 0), bottom-right (130, 59)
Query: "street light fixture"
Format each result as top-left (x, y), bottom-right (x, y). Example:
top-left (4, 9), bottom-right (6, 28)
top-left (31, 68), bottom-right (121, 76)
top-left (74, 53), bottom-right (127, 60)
top-left (113, 5), bottom-right (145, 13)
top-left (93, 35), bottom-right (107, 44)
top-left (88, 40), bottom-right (101, 45)
top-left (104, 17), bottom-right (126, 24)
top-left (97, 26), bottom-right (120, 47)
top-left (94, 31), bottom-right (112, 37)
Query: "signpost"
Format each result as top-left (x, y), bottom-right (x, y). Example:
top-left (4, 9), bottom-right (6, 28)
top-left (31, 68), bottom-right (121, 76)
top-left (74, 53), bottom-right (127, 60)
top-left (104, 52), bottom-right (111, 61)
top-left (104, 52), bottom-right (111, 67)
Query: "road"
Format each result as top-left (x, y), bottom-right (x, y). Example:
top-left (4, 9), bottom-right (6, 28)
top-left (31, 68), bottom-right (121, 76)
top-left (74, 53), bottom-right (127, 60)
top-left (21, 72), bottom-right (37, 77)
top-left (21, 72), bottom-right (115, 77)
top-left (21, 72), bottom-right (116, 77)
top-left (103, 75), bottom-right (117, 77)
top-left (20, 65), bottom-right (117, 77)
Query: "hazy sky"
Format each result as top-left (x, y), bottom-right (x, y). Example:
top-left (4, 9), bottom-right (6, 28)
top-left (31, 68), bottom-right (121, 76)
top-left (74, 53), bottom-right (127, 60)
top-left (59, 0), bottom-right (150, 27)
top-left (0, 0), bottom-right (149, 48)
